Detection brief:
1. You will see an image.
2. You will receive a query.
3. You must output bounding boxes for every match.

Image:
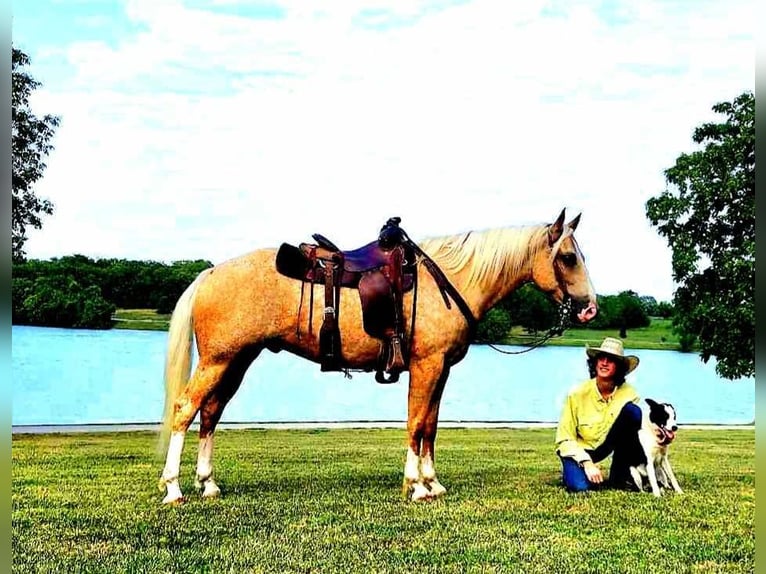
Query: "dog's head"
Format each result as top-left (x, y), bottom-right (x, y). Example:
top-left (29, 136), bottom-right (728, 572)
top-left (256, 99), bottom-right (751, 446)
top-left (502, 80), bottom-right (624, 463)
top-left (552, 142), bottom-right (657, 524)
top-left (645, 398), bottom-right (678, 445)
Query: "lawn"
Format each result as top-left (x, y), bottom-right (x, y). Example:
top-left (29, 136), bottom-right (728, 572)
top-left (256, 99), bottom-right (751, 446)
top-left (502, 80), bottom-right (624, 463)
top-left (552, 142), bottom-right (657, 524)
top-left (12, 428), bottom-right (753, 573)
top-left (505, 318), bottom-right (685, 351)
top-left (112, 308), bottom-right (171, 331)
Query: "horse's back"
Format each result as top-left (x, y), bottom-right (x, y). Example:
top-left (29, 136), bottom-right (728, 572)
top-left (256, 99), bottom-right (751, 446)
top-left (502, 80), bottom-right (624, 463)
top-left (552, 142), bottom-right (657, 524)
top-left (190, 244), bottom-right (472, 366)
top-left (191, 248), bottom-right (298, 351)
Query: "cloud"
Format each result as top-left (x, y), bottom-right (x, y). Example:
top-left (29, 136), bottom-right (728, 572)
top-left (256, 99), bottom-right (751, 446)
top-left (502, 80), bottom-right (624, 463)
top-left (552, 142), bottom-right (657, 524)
top-left (18, 0), bottom-right (753, 300)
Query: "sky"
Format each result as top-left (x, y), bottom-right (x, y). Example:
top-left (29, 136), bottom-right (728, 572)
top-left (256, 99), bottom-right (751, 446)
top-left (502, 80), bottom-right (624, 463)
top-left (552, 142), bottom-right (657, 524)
top-left (12, 0), bottom-right (754, 302)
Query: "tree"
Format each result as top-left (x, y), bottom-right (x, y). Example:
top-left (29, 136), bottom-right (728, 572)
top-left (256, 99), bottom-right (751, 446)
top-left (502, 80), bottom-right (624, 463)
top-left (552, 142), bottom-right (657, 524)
top-left (12, 46), bottom-right (60, 262)
top-left (639, 295), bottom-right (658, 317)
top-left (474, 307), bottom-right (511, 343)
top-left (646, 91), bottom-right (754, 379)
top-left (616, 290), bottom-right (651, 335)
top-left (502, 283), bottom-right (558, 334)
top-left (14, 275), bottom-right (115, 329)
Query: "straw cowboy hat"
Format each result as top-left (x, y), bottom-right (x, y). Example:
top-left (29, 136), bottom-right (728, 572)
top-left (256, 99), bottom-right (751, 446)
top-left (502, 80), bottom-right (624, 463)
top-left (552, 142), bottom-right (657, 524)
top-left (586, 337), bottom-right (639, 374)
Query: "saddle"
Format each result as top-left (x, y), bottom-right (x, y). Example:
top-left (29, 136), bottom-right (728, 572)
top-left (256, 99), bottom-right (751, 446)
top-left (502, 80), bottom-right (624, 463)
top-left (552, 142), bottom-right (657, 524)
top-left (276, 217), bottom-right (416, 383)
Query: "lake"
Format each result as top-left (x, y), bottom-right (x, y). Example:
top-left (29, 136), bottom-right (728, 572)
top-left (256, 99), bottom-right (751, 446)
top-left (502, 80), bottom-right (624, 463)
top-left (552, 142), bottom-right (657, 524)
top-left (11, 325), bottom-right (754, 427)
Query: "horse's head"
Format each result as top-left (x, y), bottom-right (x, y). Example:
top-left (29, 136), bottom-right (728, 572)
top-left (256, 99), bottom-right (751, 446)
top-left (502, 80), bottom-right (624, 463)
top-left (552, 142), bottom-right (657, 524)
top-left (530, 209), bottom-right (598, 324)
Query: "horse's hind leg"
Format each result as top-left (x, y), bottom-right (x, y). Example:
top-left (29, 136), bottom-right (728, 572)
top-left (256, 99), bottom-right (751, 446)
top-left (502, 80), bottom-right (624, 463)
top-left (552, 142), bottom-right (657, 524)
top-left (194, 356), bottom-right (253, 499)
top-left (403, 355), bottom-right (450, 502)
top-left (194, 393), bottom-right (229, 499)
top-left (160, 361), bottom-right (228, 504)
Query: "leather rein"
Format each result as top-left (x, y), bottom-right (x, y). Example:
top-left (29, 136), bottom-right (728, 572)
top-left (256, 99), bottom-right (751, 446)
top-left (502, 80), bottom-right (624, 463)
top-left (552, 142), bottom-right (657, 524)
top-left (399, 229), bottom-right (479, 338)
top-left (486, 297), bottom-right (573, 355)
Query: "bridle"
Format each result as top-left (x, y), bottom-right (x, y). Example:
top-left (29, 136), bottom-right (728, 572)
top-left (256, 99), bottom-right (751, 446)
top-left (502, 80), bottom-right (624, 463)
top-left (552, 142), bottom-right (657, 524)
top-left (487, 296), bottom-right (573, 355)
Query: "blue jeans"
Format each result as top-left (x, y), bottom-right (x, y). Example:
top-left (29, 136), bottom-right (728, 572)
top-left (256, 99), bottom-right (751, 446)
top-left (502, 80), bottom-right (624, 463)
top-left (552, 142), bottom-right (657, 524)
top-left (560, 402), bottom-right (643, 492)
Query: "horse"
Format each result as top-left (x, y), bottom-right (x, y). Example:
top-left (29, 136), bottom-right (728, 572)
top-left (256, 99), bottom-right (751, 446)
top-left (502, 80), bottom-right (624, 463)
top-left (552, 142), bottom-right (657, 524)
top-left (158, 209), bottom-right (598, 503)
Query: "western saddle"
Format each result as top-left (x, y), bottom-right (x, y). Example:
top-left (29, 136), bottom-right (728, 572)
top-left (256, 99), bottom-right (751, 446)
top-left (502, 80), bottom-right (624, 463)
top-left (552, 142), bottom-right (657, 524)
top-left (275, 217), bottom-right (476, 384)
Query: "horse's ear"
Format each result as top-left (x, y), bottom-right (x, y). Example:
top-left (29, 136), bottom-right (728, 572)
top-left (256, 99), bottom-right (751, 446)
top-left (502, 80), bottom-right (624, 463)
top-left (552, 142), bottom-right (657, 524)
top-left (548, 209), bottom-right (566, 245)
top-left (567, 213), bottom-right (582, 232)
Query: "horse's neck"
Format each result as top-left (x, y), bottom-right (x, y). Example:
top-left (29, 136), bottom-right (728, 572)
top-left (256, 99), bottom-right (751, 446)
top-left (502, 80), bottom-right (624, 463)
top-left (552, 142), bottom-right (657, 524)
top-left (422, 227), bottom-right (541, 320)
top-left (461, 268), bottom-right (531, 319)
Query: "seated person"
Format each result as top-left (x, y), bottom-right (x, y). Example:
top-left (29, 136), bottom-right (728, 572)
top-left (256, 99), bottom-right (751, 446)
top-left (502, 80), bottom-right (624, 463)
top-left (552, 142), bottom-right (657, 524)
top-left (555, 337), bottom-right (643, 492)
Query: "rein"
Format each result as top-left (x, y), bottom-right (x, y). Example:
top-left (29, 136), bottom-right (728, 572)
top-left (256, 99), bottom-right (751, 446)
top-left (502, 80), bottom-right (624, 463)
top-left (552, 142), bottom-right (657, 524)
top-left (487, 297), bottom-right (573, 355)
top-left (399, 230), bottom-right (478, 337)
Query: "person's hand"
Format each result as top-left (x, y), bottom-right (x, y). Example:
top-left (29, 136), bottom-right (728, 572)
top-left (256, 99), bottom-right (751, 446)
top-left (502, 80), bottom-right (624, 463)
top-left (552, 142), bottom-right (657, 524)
top-left (582, 460), bottom-right (603, 484)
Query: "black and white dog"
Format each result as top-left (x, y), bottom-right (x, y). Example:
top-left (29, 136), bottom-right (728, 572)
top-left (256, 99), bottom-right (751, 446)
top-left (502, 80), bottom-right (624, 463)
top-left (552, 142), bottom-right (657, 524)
top-left (628, 398), bottom-right (683, 497)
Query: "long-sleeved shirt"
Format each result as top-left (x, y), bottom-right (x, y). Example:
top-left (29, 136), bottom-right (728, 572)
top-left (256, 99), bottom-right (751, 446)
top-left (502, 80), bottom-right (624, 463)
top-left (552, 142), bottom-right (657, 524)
top-left (555, 378), bottom-right (639, 464)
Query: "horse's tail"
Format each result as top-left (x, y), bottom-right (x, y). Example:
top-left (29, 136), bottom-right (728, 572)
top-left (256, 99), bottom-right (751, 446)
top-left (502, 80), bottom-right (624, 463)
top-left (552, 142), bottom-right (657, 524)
top-left (159, 268), bottom-right (213, 449)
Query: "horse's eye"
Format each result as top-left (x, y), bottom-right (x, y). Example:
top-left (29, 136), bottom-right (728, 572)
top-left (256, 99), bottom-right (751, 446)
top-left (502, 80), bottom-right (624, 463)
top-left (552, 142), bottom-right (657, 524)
top-left (559, 253), bottom-right (577, 267)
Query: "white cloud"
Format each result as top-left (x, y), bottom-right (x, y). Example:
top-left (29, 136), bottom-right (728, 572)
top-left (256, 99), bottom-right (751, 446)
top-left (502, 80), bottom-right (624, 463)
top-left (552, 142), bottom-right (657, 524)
top-left (20, 0), bottom-right (754, 301)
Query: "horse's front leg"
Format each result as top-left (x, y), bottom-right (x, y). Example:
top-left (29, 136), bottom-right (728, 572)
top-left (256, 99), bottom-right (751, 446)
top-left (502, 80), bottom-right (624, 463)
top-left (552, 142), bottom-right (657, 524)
top-left (403, 355), bottom-right (450, 502)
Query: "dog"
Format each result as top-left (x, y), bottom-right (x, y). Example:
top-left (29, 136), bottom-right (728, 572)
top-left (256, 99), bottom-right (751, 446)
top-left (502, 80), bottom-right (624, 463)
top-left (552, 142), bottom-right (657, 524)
top-left (628, 398), bottom-right (683, 497)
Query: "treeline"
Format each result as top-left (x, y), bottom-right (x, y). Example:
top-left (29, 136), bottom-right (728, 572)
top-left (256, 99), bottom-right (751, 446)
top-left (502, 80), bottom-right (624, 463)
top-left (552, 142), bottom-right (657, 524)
top-left (12, 255), bottom-right (213, 329)
top-left (474, 284), bottom-right (673, 342)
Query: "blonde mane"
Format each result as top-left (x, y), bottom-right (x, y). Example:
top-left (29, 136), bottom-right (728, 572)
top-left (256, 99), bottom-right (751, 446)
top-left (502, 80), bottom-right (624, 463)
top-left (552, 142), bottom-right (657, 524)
top-left (418, 224), bottom-right (550, 291)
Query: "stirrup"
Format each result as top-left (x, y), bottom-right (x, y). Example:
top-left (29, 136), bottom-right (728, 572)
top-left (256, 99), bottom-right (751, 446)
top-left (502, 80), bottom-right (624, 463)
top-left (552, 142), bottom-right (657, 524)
top-left (376, 370), bottom-right (400, 384)
top-left (385, 335), bottom-right (406, 372)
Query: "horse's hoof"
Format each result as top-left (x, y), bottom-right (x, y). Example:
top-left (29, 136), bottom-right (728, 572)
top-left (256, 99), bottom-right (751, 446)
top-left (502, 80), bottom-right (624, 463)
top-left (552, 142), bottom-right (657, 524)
top-left (201, 481), bottom-right (221, 499)
top-left (427, 480), bottom-right (447, 498)
top-left (410, 483), bottom-right (433, 502)
top-left (162, 494), bottom-right (185, 505)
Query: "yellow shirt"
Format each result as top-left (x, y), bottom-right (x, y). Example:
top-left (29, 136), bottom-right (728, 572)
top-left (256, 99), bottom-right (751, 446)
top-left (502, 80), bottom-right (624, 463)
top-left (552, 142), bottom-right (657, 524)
top-left (555, 378), bottom-right (639, 464)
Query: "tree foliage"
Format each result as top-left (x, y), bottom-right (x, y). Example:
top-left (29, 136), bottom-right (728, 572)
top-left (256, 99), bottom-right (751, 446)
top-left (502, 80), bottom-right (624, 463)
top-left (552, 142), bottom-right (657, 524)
top-left (646, 91), bottom-right (754, 379)
top-left (501, 284), bottom-right (558, 334)
top-left (12, 257), bottom-right (213, 328)
top-left (581, 291), bottom-right (651, 334)
top-left (474, 307), bottom-right (512, 343)
top-left (12, 46), bottom-right (61, 262)
top-left (476, 284), bottom-right (657, 341)
top-left (13, 275), bottom-right (115, 329)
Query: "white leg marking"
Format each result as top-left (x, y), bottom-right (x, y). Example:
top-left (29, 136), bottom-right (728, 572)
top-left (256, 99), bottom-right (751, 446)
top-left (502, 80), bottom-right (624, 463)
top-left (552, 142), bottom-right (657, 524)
top-left (196, 434), bottom-right (214, 483)
top-left (420, 452), bottom-right (446, 498)
top-left (420, 452), bottom-right (435, 481)
top-left (404, 447), bottom-right (420, 483)
top-left (161, 431), bottom-right (186, 504)
top-left (163, 480), bottom-right (184, 505)
top-left (194, 433), bottom-right (222, 498)
top-left (403, 447), bottom-right (423, 499)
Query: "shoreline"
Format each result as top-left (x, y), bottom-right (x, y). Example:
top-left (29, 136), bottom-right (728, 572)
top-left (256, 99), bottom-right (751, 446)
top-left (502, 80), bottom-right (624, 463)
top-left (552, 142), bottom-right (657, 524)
top-left (12, 420), bottom-right (754, 435)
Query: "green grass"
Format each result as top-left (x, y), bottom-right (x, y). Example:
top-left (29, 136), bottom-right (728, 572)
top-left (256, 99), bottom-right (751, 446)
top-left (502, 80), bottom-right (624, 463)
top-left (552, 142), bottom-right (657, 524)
top-left (112, 308), bottom-right (170, 331)
top-left (504, 318), bottom-right (686, 351)
top-left (12, 428), bottom-right (753, 573)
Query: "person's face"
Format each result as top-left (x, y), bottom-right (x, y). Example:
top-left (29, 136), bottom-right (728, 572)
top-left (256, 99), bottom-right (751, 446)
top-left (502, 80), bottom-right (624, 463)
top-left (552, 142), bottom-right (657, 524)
top-left (595, 354), bottom-right (618, 380)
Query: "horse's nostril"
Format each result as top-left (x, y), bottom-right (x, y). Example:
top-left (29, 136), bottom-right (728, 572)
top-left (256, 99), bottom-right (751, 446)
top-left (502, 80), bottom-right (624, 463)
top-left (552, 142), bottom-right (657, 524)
top-left (671, 426), bottom-right (678, 432)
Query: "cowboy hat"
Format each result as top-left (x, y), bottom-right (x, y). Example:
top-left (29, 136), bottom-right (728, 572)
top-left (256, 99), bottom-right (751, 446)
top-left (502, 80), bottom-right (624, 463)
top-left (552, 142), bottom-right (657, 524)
top-left (586, 337), bottom-right (639, 374)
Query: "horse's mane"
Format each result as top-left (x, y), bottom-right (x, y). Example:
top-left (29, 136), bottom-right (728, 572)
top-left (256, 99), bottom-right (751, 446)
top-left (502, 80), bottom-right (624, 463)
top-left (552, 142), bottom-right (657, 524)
top-left (418, 224), bottom-right (550, 290)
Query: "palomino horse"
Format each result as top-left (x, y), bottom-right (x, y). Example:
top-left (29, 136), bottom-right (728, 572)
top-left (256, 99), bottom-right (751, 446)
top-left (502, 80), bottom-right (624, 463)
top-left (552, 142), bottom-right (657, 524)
top-left (158, 209), bottom-right (598, 503)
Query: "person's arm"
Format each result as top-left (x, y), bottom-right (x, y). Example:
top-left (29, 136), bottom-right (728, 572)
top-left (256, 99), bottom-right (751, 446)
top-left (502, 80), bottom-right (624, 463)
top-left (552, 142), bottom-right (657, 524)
top-left (556, 394), bottom-right (604, 483)
top-left (554, 395), bottom-right (590, 464)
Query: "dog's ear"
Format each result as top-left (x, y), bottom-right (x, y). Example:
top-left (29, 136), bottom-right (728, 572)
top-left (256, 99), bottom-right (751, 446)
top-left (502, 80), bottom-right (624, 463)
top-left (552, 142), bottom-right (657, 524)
top-left (645, 398), bottom-right (659, 408)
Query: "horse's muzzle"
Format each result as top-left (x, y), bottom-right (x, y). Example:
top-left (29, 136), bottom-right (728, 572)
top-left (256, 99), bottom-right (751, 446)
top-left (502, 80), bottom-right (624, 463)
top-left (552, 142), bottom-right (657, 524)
top-left (576, 302), bottom-right (598, 323)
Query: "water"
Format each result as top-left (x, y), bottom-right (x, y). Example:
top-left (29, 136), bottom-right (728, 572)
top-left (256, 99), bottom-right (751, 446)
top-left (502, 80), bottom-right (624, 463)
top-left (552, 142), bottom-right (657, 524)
top-left (11, 325), bottom-right (754, 426)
